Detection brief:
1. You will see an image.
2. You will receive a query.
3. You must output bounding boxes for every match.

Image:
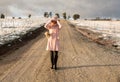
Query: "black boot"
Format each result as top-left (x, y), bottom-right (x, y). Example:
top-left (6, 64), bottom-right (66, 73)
top-left (54, 51), bottom-right (58, 70)
top-left (50, 51), bottom-right (54, 69)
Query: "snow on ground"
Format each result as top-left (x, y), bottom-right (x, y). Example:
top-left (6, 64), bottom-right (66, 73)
top-left (70, 20), bottom-right (120, 47)
top-left (0, 17), bottom-right (50, 45)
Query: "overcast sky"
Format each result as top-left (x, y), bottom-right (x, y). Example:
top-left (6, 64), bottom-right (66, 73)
top-left (0, 0), bottom-right (120, 18)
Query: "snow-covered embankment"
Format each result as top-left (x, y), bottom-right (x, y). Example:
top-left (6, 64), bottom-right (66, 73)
top-left (0, 17), bottom-right (49, 55)
top-left (70, 20), bottom-right (120, 49)
top-left (0, 17), bottom-right (49, 46)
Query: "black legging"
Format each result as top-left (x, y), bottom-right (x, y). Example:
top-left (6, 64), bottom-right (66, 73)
top-left (50, 51), bottom-right (58, 68)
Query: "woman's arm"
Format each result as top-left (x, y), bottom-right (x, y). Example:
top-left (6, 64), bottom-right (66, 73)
top-left (57, 21), bottom-right (62, 29)
top-left (44, 20), bottom-right (51, 29)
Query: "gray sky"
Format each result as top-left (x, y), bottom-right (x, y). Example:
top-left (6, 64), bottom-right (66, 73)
top-left (0, 0), bottom-right (120, 18)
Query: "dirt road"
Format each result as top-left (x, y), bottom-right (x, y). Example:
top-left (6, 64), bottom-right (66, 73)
top-left (0, 20), bottom-right (120, 82)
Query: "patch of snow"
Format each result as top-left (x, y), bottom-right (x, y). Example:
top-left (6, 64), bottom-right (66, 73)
top-left (0, 17), bottom-right (49, 45)
top-left (70, 20), bottom-right (120, 47)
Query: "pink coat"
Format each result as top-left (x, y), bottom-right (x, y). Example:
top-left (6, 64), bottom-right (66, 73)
top-left (44, 20), bottom-right (62, 51)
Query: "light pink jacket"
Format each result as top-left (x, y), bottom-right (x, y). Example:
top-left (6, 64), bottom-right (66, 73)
top-left (44, 20), bottom-right (62, 51)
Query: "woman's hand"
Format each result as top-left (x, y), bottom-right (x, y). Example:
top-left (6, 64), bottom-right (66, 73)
top-left (57, 21), bottom-right (62, 29)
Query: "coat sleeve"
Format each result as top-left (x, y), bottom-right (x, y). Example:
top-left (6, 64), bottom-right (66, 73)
top-left (44, 20), bottom-right (51, 29)
top-left (57, 21), bottom-right (62, 29)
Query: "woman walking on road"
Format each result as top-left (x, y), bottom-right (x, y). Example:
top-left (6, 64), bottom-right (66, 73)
top-left (44, 17), bottom-right (62, 70)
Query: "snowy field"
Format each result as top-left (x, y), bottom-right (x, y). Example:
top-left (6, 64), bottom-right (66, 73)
top-left (0, 17), bottom-right (49, 45)
top-left (70, 20), bottom-right (120, 47)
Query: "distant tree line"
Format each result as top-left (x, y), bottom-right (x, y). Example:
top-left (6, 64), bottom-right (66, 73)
top-left (44, 12), bottom-right (80, 20)
top-left (73, 14), bottom-right (80, 20)
top-left (44, 12), bottom-right (53, 18)
top-left (0, 12), bottom-right (80, 20)
top-left (0, 13), bottom-right (32, 19)
top-left (0, 14), bottom-right (5, 19)
top-left (62, 12), bottom-right (80, 20)
top-left (85, 17), bottom-right (112, 21)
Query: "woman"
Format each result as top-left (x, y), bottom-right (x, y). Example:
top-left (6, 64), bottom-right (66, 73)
top-left (44, 17), bottom-right (62, 70)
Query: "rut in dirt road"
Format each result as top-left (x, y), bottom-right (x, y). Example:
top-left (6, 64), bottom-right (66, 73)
top-left (0, 20), bottom-right (120, 82)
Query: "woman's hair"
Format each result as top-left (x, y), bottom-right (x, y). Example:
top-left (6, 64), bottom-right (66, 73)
top-left (51, 20), bottom-right (57, 24)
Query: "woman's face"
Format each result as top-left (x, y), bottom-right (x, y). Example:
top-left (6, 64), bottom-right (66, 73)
top-left (50, 22), bottom-right (55, 26)
top-left (50, 20), bottom-right (57, 26)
